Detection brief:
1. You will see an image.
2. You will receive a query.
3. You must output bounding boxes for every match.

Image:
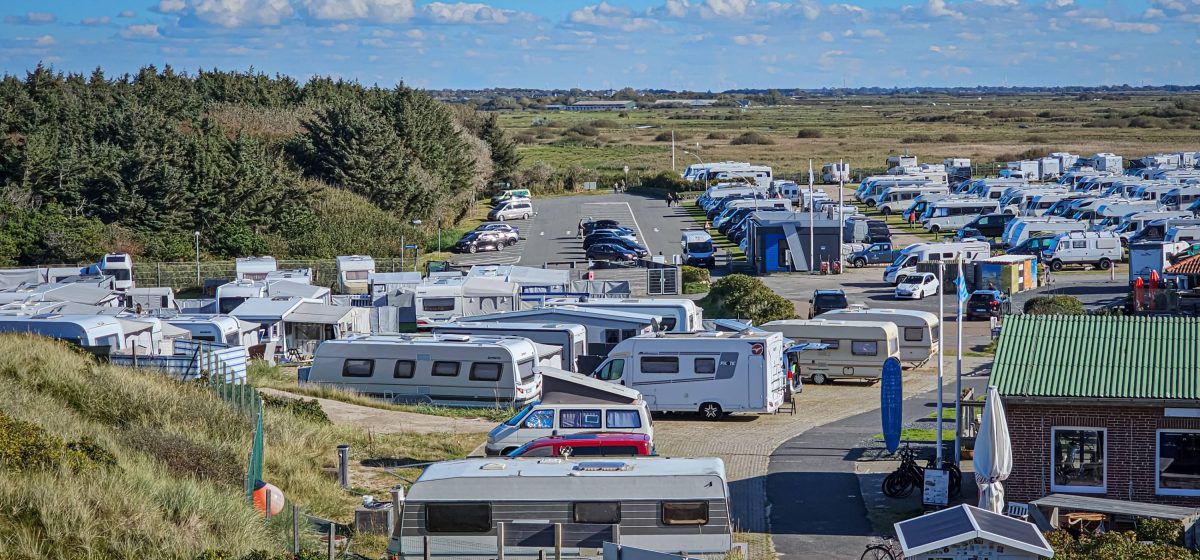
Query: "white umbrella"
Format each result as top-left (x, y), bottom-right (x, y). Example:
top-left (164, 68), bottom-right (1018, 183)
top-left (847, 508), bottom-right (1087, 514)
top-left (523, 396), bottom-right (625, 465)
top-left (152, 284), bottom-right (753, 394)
top-left (973, 385), bottom-right (1012, 513)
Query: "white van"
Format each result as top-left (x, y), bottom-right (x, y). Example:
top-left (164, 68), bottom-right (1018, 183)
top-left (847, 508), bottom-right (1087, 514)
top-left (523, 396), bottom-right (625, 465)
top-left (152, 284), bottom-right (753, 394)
top-left (759, 319), bottom-right (901, 385)
top-left (883, 241), bottom-right (990, 284)
top-left (875, 185), bottom-right (950, 215)
top-left (488, 199), bottom-right (533, 221)
top-left (544, 298), bottom-right (703, 333)
top-left (1042, 231), bottom-right (1123, 271)
top-left (484, 368), bottom-right (652, 455)
top-left (1002, 217), bottom-right (1088, 248)
top-left (681, 230), bottom-right (716, 267)
top-left (300, 334), bottom-right (549, 408)
top-left (920, 199), bottom-right (1001, 234)
top-left (821, 308), bottom-right (939, 367)
top-left (591, 331), bottom-right (788, 419)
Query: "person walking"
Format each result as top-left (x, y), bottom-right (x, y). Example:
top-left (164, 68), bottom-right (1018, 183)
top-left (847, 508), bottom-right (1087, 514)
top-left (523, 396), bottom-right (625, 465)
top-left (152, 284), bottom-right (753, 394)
top-left (578, 218), bottom-right (586, 238)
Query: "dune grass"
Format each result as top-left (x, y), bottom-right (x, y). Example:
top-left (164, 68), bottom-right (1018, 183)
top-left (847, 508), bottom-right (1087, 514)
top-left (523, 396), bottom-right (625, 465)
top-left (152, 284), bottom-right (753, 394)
top-left (0, 335), bottom-right (480, 559)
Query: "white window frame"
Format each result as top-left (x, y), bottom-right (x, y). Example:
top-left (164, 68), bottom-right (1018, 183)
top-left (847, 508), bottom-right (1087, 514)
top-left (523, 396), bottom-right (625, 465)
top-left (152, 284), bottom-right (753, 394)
top-left (1156, 429), bottom-right (1200, 497)
top-left (1050, 426), bottom-right (1107, 494)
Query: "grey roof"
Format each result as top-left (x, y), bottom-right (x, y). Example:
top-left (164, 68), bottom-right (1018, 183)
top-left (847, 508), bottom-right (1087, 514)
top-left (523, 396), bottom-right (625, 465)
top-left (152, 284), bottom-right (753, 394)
top-left (286, 302), bottom-right (357, 324)
top-left (538, 366), bottom-right (642, 405)
top-left (229, 297), bottom-right (306, 322)
top-left (751, 211), bottom-right (842, 228)
top-left (266, 281), bottom-right (328, 299)
top-left (1031, 493), bottom-right (1200, 521)
top-left (466, 265), bottom-right (570, 288)
top-left (472, 306), bottom-right (659, 327)
top-left (368, 272), bottom-right (421, 285)
top-left (895, 505), bottom-right (1053, 558)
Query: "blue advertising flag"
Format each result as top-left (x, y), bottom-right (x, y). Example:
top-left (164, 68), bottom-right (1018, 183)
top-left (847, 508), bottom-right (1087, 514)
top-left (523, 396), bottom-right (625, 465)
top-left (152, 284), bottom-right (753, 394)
top-left (880, 357), bottom-right (903, 454)
top-left (956, 271), bottom-right (969, 304)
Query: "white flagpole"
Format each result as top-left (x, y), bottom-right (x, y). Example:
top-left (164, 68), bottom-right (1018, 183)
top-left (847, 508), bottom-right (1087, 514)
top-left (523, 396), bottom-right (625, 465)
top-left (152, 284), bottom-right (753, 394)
top-left (838, 160), bottom-right (845, 237)
top-left (808, 160), bottom-right (815, 272)
top-left (936, 261), bottom-right (945, 467)
top-left (954, 259), bottom-right (965, 464)
top-left (671, 130), bottom-right (676, 172)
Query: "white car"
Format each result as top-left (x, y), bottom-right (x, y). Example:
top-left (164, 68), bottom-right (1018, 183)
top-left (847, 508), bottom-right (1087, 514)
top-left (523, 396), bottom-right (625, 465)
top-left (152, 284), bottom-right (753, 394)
top-left (895, 272), bottom-right (939, 300)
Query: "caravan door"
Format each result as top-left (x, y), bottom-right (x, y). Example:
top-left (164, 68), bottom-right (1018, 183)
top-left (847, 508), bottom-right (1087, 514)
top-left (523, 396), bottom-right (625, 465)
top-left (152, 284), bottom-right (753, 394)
top-left (748, 350), bottom-right (765, 409)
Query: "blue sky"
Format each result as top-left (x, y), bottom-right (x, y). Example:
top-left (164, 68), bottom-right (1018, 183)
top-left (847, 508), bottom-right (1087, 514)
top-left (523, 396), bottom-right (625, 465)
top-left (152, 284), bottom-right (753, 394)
top-left (1, 0), bottom-right (1197, 90)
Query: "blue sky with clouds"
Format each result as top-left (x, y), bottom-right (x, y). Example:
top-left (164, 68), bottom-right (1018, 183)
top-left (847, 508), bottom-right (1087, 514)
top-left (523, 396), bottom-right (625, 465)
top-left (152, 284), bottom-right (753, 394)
top-left (1, 0), bottom-right (1197, 90)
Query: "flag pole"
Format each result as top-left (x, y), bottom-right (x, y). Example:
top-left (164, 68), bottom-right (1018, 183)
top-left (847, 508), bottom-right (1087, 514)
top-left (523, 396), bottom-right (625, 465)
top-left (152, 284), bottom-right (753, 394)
top-left (954, 259), bottom-right (964, 465)
top-left (808, 160), bottom-right (815, 273)
top-left (936, 261), bottom-right (945, 467)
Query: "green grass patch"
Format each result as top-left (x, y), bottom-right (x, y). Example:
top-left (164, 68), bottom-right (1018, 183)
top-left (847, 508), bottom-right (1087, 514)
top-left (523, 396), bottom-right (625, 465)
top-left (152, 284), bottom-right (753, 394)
top-left (926, 409), bottom-right (957, 420)
top-left (874, 428), bottom-right (940, 443)
top-left (683, 282), bottom-right (711, 294)
top-left (684, 201), bottom-right (746, 261)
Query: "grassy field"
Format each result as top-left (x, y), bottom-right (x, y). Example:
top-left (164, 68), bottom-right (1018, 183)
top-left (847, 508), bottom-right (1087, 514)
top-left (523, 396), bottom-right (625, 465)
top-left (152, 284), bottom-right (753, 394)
top-left (499, 94), bottom-right (1200, 180)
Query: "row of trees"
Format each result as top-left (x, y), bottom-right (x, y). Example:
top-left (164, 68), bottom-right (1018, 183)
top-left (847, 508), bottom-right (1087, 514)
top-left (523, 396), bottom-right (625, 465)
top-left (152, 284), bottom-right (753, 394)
top-left (0, 65), bottom-right (520, 265)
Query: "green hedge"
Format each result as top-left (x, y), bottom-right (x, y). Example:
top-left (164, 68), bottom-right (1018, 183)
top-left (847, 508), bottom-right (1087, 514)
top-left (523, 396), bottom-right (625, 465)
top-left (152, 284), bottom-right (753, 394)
top-left (697, 274), bottom-right (795, 324)
top-left (1023, 295), bottom-right (1085, 315)
top-left (681, 266), bottom-right (710, 285)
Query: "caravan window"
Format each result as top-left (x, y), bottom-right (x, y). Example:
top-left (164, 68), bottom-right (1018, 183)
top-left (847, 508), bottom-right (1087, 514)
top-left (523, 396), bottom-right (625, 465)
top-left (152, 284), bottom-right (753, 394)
top-left (345, 270), bottom-right (369, 280)
top-left (574, 502), bottom-right (621, 524)
top-left (422, 298), bottom-right (456, 312)
top-left (607, 410), bottom-right (642, 429)
top-left (662, 502), bottom-right (709, 525)
top-left (425, 503), bottom-right (491, 533)
top-left (470, 362), bottom-right (502, 382)
top-left (660, 318), bottom-right (678, 331)
top-left (604, 330), bottom-right (621, 344)
top-left (432, 361), bottom-right (460, 377)
top-left (560, 409), bottom-right (602, 429)
top-left (517, 359), bottom-right (536, 381)
top-left (820, 339), bottom-right (840, 350)
top-left (851, 341), bottom-right (879, 356)
top-left (641, 356), bottom-right (679, 374)
top-left (904, 328), bottom-right (924, 342)
top-left (342, 359), bottom-right (374, 377)
top-left (394, 360), bottom-right (416, 378)
top-left (695, 358), bottom-right (716, 374)
top-left (595, 359), bottom-right (625, 381)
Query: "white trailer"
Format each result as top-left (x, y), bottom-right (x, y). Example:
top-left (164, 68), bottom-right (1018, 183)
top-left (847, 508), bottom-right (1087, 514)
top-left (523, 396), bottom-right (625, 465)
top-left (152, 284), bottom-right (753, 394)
top-left (822, 162), bottom-right (851, 183)
top-left (591, 331), bottom-right (788, 419)
top-left (235, 256), bottom-right (277, 281)
top-left (335, 255), bottom-right (375, 295)
top-left (433, 322), bottom-right (588, 373)
top-left (543, 298), bottom-right (702, 333)
top-left (821, 308), bottom-right (939, 367)
top-left (759, 319), bottom-right (901, 384)
top-left (0, 314), bottom-right (126, 350)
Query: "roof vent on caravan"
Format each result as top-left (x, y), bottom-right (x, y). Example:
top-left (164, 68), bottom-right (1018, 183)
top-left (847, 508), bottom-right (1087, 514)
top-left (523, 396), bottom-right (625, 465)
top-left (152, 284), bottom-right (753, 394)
top-left (697, 331), bottom-right (723, 338)
top-left (573, 461), bottom-right (633, 472)
top-left (438, 334), bottom-right (471, 342)
top-left (479, 462), bottom-right (507, 471)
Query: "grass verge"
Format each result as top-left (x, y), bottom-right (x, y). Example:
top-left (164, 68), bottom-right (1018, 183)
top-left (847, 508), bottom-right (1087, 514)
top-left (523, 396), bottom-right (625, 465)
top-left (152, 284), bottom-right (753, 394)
top-left (873, 428), bottom-right (939, 443)
top-left (684, 201), bottom-right (746, 262)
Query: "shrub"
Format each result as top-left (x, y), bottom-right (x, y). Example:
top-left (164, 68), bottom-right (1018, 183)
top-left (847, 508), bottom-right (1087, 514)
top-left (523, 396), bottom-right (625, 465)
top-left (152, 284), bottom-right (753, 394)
top-left (262, 394), bottom-right (332, 425)
top-left (1023, 295), bottom-right (1085, 315)
top-left (125, 427), bottom-right (244, 486)
top-left (938, 133), bottom-right (961, 142)
top-left (640, 171), bottom-right (692, 192)
top-left (730, 131), bottom-right (776, 145)
top-left (566, 123), bottom-right (598, 136)
top-left (653, 131), bottom-right (674, 142)
top-left (796, 128), bottom-right (823, 139)
top-left (1022, 135), bottom-right (1049, 144)
top-left (706, 131), bottom-right (727, 140)
top-left (513, 131), bottom-right (537, 144)
top-left (681, 265), bottom-right (710, 285)
top-left (683, 282), bottom-right (710, 294)
top-left (589, 119), bottom-right (619, 129)
top-left (1137, 518), bottom-right (1183, 546)
top-left (0, 411), bottom-right (66, 472)
top-left (698, 274), bottom-right (795, 324)
top-left (985, 109), bottom-right (1034, 119)
top-left (901, 134), bottom-right (935, 143)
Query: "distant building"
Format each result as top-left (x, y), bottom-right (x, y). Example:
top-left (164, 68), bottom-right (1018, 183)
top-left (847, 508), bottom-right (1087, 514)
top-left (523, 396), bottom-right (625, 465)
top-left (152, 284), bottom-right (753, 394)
top-left (545, 100), bottom-right (636, 112)
top-left (652, 99), bottom-right (750, 108)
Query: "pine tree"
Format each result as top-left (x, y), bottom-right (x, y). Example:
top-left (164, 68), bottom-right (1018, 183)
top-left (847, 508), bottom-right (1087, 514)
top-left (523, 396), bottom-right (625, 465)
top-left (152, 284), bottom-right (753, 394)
top-left (480, 113), bottom-right (520, 183)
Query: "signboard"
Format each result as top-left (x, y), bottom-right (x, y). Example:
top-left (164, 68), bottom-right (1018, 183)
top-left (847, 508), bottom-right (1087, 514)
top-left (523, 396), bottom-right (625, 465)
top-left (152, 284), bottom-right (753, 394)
top-left (404, 244), bottom-right (418, 249)
top-left (923, 467), bottom-right (949, 507)
top-left (623, 165), bottom-right (630, 174)
top-left (880, 357), bottom-right (903, 454)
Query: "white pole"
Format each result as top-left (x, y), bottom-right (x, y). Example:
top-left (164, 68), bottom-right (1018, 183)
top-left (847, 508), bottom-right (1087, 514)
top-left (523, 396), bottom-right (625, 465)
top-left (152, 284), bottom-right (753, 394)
top-left (808, 160), bottom-right (815, 273)
top-left (671, 130), bottom-right (676, 173)
top-left (954, 259), bottom-right (964, 464)
top-left (838, 159), bottom-right (845, 241)
top-left (936, 261), bottom-right (945, 466)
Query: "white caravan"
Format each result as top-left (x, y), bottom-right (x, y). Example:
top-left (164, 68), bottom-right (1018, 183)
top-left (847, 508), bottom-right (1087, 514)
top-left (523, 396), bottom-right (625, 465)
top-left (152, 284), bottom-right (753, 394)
top-left (335, 255), bottom-right (375, 294)
top-left (822, 162), bottom-right (851, 183)
top-left (300, 334), bottom-right (549, 408)
top-left (544, 298), bottom-right (702, 333)
top-left (164, 315), bottom-right (259, 347)
top-left (591, 331), bottom-right (787, 419)
top-left (1041, 231), bottom-right (1123, 271)
top-left (0, 314), bottom-right (126, 350)
top-left (821, 308), bottom-right (939, 367)
top-left (875, 185), bottom-right (951, 215)
top-left (920, 199), bottom-right (1001, 233)
top-left (883, 241), bottom-right (990, 284)
top-left (123, 287), bottom-right (176, 311)
top-left (760, 319), bottom-right (901, 384)
top-left (235, 256), bottom-right (277, 281)
top-left (684, 161), bottom-right (773, 188)
top-left (433, 322), bottom-right (588, 372)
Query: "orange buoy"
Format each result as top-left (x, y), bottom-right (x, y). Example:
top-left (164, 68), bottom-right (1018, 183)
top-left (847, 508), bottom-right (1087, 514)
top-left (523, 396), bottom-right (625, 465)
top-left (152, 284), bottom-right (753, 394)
top-left (252, 481), bottom-right (285, 516)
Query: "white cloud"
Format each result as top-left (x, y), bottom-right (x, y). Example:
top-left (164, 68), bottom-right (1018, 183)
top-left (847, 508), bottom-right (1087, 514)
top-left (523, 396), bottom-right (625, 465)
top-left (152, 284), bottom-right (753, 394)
top-left (979, 0), bottom-right (1017, 5)
top-left (861, 28), bottom-right (884, 38)
top-left (817, 31), bottom-right (833, 42)
top-left (1045, 0), bottom-right (1073, 6)
top-left (842, 29), bottom-right (854, 37)
top-left (665, 0), bottom-right (690, 17)
top-left (81, 16), bottom-right (112, 25)
top-left (35, 35), bottom-right (56, 46)
top-left (361, 37), bottom-right (387, 47)
top-left (194, 0), bottom-right (293, 27)
top-left (1142, 8), bottom-right (1165, 18)
top-left (817, 49), bottom-right (845, 70)
top-left (732, 33), bottom-right (766, 45)
top-left (405, 28), bottom-right (425, 39)
top-left (796, 0), bottom-right (820, 20)
top-left (568, 2), bottom-right (657, 31)
top-left (156, 0), bottom-right (186, 13)
top-left (121, 24), bottom-right (161, 38)
top-left (1113, 21), bottom-right (1160, 33)
top-left (928, 45), bottom-right (942, 52)
top-left (372, 29), bottom-right (395, 37)
top-left (4, 12), bottom-right (57, 25)
top-left (318, 39), bottom-right (335, 46)
top-left (227, 46), bottom-right (251, 54)
top-left (423, 3), bottom-right (527, 24)
top-left (118, 10), bottom-right (136, 17)
top-left (701, 0), bottom-right (754, 18)
top-left (1152, 0), bottom-right (1184, 11)
top-left (927, 0), bottom-right (963, 20)
top-left (301, 0), bottom-right (414, 23)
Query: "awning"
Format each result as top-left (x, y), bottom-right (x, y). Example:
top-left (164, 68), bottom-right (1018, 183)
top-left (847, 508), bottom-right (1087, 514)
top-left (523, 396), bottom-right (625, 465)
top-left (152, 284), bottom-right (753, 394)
top-left (537, 366), bottom-right (642, 405)
top-left (286, 302), bottom-right (354, 325)
top-left (787, 342), bottom-right (830, 353)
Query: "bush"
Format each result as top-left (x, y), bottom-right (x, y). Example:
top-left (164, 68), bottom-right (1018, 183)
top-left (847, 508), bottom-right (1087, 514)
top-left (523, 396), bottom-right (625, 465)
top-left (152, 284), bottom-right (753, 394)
top-left (796, 128), bottom-right (823, 139)
top-left (938, 133), bottom-right (961, 142)
top-left (640, 171), bottom-right (692, 192)
top-left (683, 282), bottom-right (710, 294)
top-left (985, 109), bottom-right (1034, 119)
top-left (706, 131), bottom-right (727, 140)
top-left (0, 412), bottom-right (117, 472)
top-left (513, 131), bottom-right (537, 144)
top-left (901, 134), bottom-right (935, 143)
top-left (698, 274), bottom-right (795, 324)
top-left (566, 123), bottom-right (598, 136)
top-left (730, 131), bottom-right (776, 145)
top-left (1022, 135), bottom-right (1049, 144)
top-left (125, 427), bottom-right (244, 486)
top-left (262, 394), bottom-right (332, 425)
top-left (1137, 518), bottom-right (1183, 546)
top-left (1023, 295), bottom-right (1085, 316)
top-left (653, 131), bottom-right (674, 142)
top-left (589, 119), bottom-right (620, 129)
top-left (681, 265), bottom-right (710, 285)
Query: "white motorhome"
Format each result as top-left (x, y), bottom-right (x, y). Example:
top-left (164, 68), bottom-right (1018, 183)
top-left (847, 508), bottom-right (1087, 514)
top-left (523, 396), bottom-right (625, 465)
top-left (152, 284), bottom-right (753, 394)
top-left (760, 319), bottom-right (901, 384)
top-left (875, 185), bottom-right (951, 215)
top-left (1002, 217), bottom-right (1088, 248)
top-left (434, 322), bottom-right (588, 373)
top-left (883, 241), bottom-right (990, 284)
top-left (920, 199), bottom-right (1001, 234)
top-left (821, 308), bottom-right (939, 367)
top-left (591, 331), bottom-right (787, 419)
top-left (300, 334), bottom-right (549, 408)
top-left (1042, 231), bottom-right (1123, 271)
top-left (681, 230), bottom-right (717, 268)
top-left (235, 256), bottom-right (277, 281)
top-left (1023, 192), bottom-right (1088, 217)
top-left (1000, 188), bottom-right (1068, 216)
top-left (0, 314), bottom-right (126, 350)
top-left (387, 457), bottom-right (733, 558)
top-left (92, 253), bottom-right (135, 291)
top-left (335, 255), bottom-right (375, 294)
top-left (1160, 186), bottom-right (1200, 211)
top-left (544, 298), bottom-right (702, 333)
top-left (684, 161), bottom-right (773, 188)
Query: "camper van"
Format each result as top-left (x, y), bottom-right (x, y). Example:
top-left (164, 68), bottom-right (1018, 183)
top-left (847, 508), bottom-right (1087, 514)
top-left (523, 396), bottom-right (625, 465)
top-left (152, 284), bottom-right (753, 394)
top-left (760, 319), bottom-right (901, 384)
top-left (485, 367), bottom-right (652, 455)
top-left (920, 199), bottom-right (1001, 234)
top-left (387, 457), bottom-right (733, 558)
top-left (433, 322), bottom-right (587, 373)
top-left (591, 331), bottom-right (788, 419)
top-left (1041, 231), bottom-right (1123, 271)
top-left (544, 298), bottom-right (702, 333)
top-left (0, 314), bottom-right (126, 350)
top-left (335, 255), bottom-right (375, 295)
top-left (684, 161), bottom-right (773, 188)
top-left (491, 188), bottom-right (531, 205)
top-left (883, 241), bottom-right (990, 284)
top-left (681, 230), bottom-right (716, 267)
top-left (875, 185), bottom-right (951, 215)
top-left (300, 334), bottom-right (550, 408)
top-left (488, 199), bottom-right (534, 221)
top-left (821, 308), bottom-right (939, 367)
top-left (1002, 218), bottom-right (1089, 249)
top-left (235, 256), bottom-right (277, 281)
top-left (92, 253), bottom-right (135, 291)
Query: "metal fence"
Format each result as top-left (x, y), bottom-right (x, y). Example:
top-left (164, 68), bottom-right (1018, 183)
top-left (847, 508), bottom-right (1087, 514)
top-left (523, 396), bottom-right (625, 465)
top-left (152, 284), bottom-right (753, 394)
top-left (130, 257), bottom-right (417, 292)
top-left (198, 348), bottom-right (264, 505)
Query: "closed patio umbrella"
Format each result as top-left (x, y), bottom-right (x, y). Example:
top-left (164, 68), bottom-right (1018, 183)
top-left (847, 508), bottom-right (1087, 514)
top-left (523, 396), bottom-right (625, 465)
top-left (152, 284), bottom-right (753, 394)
top-left (973, 385), bottom-right (1012, 513)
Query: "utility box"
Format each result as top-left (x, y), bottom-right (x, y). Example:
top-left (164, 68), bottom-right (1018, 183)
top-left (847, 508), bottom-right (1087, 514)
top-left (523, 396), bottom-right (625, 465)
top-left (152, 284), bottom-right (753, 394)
top-left (354, 502), bottom-right (395, 535)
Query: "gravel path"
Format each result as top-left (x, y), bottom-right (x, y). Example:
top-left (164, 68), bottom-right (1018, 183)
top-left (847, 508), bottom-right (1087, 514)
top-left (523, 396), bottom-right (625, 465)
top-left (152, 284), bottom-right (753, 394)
top-left (259, 388), bottom-right (496, 434)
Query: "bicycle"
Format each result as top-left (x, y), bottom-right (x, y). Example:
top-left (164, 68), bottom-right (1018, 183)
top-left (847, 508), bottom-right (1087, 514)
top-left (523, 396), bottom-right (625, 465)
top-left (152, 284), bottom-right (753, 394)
top-left (882, 445), bottom-right (962, 499)
top-left (860, 536), bottom-right (904, 560)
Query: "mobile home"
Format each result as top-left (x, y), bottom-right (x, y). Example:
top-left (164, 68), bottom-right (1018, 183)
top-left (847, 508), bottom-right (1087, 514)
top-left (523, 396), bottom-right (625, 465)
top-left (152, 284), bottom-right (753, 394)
top-left (301, 334), bottom-right (548, 407)
top-left (336, 255), bottom-right (375, 295)
top-left (591, 331), bottom-right (788, 419)
top-left (821, 308), bottom-right (939, 367)
top-left (387, 457), bottom-right (732, 558)
top-left (759, 319), bottom-right (901, 384)
top-left (235, 256), bottom-right (277, 281)
top-left (434, 322), bottom-right (588, 372)
top-left (543, 298), bottom-right (701, 333)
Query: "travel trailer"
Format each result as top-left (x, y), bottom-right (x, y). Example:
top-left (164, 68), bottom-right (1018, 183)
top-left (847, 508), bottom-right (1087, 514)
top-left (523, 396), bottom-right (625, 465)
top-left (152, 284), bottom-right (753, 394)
top-left (822, 162), bottom-right (851, 183)
top-left (821, 308), bottom-right (939, 367)
top-left (406, 277), bottom-right (520, 326)
top-left (387, 457), bottom-right (733, 558)
top-left (123, 287), bottom-right (177, 311)
top-left (164, 315), bottom-right (260, 347)
top-left (335, 255), bottom-right (375, 294)
top-left (591, 331), bottom-right (788, 419)
top-left (235, 256), bottom-right (277, 281)
top-left (0, 314), bottom-right (127, 350)
top-left (543, 298), bottom-right (702, 333)
top-left (215, 280), bottom-right (267, 314)
top-left (301, 334), bottom-right (551, 407)
top-left (760, 319), bottom-right (901, 384)
top-left (433, 322), bottom-right (588, 372)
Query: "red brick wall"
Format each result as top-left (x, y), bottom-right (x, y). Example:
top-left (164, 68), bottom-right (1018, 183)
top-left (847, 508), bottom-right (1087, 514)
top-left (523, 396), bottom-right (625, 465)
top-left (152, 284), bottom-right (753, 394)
top-left (1004, 402), bottom-right (1200, 507)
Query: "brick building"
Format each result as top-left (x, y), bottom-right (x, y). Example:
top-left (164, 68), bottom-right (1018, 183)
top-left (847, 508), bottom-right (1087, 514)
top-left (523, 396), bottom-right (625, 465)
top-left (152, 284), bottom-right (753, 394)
top-left (991, 315), bottom-right (1200, 507)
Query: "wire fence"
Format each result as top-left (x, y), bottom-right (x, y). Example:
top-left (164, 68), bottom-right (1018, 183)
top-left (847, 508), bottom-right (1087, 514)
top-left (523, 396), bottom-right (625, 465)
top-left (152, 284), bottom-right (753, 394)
top-left (131, 257), bottom-right (417, 292)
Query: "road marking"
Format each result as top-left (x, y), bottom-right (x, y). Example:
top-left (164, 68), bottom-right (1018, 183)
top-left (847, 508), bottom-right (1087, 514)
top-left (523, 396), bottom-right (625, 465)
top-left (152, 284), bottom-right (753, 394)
top-left (582, 201), bottom-right (651, 255)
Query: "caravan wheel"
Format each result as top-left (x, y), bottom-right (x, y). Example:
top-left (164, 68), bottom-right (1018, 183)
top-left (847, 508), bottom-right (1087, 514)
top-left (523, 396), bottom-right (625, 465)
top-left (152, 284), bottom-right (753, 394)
top-left (811, 373), bottom-right (828, 385)
top-left (699, 402), bottom-right (723, 421)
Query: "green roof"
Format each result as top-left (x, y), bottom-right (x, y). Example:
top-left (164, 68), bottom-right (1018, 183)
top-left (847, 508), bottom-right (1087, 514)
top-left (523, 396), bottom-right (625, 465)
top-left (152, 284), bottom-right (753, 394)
top-left (992, 315), bottom-right (1200, 401)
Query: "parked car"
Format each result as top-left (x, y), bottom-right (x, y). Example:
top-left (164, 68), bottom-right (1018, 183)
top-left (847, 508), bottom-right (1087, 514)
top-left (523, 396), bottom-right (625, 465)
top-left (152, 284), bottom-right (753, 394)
top-left (587, 243), bottom-right (639, 263)
top-left (809, 289), bottom-right (849, 319)
top-left (966, 290), bottom-right (1011, 320)
top-left (867, 220), bottom-right (892, 241)
top-left (955, 227), bottom-right (991, 244)
top-left (964, 213), bottom-right (1016, 238)
top-left (474, 223), bottom-right (520, 245)
top-left (587, 236), bottom-right (648, 257)
top-left (582, 219), bottom-right (622, 235)
top-left (453, 230), bottom-right (506, 254)
top-left (506, 432), bottom-right (653, 458)
top-left (895, 272), bottom-right (939, 300)
top-left (1006, 235), bottom-right (1056, 258)
top-left (489, 199), bottom-right (533, 221)
top-left (849, 242), bottom-right (897, 268)
top-left (584, 230), bottom-right (638, 249)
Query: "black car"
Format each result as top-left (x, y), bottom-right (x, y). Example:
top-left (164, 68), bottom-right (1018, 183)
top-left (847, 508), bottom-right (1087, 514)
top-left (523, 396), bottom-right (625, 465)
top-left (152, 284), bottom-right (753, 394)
top-left (809, 289), bottom-right (849, 319)
top-left (718, 208), bottom-right (755, 235)
top-left (583, 230), bottom-right (637, 250)
top-left (966, 290), bottom-right (1011, 320)
top-left (453, 231), bottom-right (506, 254)
top-left (585, 234), bottom-right (648, 256)
top-left (586, 242), bottom-right (639, 263)
top-left (1007, 235), bottom-right (1056, 257)
top-left (582, 219), bottom-right (621, 235)
top-left (866, 220), bottom-right (891, 241)
top-left (964, 213), bottom-right (1015, 239)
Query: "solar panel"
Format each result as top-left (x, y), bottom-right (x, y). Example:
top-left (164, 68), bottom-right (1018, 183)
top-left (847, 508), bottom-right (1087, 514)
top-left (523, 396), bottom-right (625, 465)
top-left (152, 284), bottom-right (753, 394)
top-left (973, 508), bottom-right (1047, 550)
top-left (897, 507), bottom-right (973, 550)
top-left (573, 461), bottom-right (631, 472)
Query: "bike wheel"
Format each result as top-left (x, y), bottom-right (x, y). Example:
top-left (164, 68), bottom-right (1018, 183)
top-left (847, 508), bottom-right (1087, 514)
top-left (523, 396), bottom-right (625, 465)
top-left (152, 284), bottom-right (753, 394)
top-left (860, 544), bottom-right (897, 560)
top-left (882, 471), bottom-right (907, 498)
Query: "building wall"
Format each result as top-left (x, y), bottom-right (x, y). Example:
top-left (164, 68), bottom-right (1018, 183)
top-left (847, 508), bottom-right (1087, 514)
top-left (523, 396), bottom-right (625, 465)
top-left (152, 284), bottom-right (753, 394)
top-left (1005, 402), bottom-right (1200, 507)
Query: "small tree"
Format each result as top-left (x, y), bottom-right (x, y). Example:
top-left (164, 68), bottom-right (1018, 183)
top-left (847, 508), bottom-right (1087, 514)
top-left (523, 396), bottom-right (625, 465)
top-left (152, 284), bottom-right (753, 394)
top-left (1023, 295), bottom-right (1085, 315)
